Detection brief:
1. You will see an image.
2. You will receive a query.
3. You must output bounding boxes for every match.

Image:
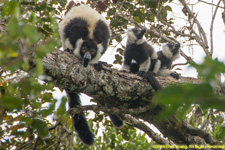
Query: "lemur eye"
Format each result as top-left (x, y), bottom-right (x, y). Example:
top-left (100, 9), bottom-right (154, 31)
top-left (91, 50), bottom-right (96, 55)
top-left (82, 47), bottom-right (87, 53)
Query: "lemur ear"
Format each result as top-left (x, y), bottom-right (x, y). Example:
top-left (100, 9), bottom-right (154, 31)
top-left (141, 28), bottom-right (146, 35)
top-left (175, 43), bottom-right (180, 49)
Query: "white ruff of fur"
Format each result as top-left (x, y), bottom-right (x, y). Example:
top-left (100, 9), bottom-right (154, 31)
top-left (89, 44), bottom-right (104, 64)
top-left (58, 5), bottom-right (110, 48)
top-left (126, 29), bottom-right (137, 45)
top-left (136, 39), bottom-right (145, 45)
top-left (172, 52), bottom-right (180, 61)
top-left (73, 38), bottom-right (83, 59)
top-left (162, 44), bottom-right (173, 59)
top-left (64, 38), bottom-right (73, 50)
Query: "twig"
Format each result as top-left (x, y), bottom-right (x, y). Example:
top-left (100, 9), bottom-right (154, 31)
top-left (182, 121), bottom-right (217, 145)
top-left (172, 61), bottom-right (189, 69)
top-left (210, 0), bottom-right (222, 56)
top-left (199, 0), bottom-right (224, 9)
top-left (121, 114), bottom-right (178, 149)
top-left (32, 136), bottom-right (39, 150)
top-left (179, 0), bottom-right (210, 55)
top-left (68, 104), bottom-right (152, 116)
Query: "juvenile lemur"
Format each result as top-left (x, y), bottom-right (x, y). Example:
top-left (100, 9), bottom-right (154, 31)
top-left (129, 42), bottom-right (181, 79)
top-left (121, 28), bottom-right (162, 91)
top-left (150, 43), bottom-right (180, 79)
top-left (58, 5), bottom-right (123, 146)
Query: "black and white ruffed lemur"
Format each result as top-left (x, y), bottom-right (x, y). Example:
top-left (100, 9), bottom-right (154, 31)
top-left (150, 43), bottom-right (180, 79)
top-left (129, 41), bottom-right (181, 79)
top-left (58, 5), bottom-right (124, 146)
top-left (121, 28), bottom-right (162, 91)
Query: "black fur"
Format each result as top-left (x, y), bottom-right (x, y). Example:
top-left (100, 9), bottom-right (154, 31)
top-left (64, 18), bottom-right (89, 49)
top-left (67, 92), bottom-right (95, 146)
top-left (94, 20), bottom-right (110, 53)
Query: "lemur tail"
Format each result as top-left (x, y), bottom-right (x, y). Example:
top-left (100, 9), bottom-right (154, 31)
top-left (67, 92), bottom-right (95, 146)
top-left (148, 72), bottom-right (162, 91)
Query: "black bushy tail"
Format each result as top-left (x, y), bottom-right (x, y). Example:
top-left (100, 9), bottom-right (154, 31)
top-left (138, 71), bottom-right (162, 91)
top-left (67, 91), bottom-right (95, 146)
top-left (108, 114), bottom-right (124, 128)
top-left (147, 72), bottom-right (162, 91)
top-left (107, 104), bottom-right (124, 128)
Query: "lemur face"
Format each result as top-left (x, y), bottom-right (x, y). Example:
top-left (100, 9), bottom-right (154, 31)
top-left (166, 43), bottom-right (180, 55)
top-left (162, 43), bottom-right (180, 60)
top-left (80, 40), bottom-right (98, 67)
top-left (126, 28), bottom-right (146, 44)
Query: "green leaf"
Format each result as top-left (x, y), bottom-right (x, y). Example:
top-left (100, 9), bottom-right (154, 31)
top-left (31, 119), bottom-right (49, 138)
top-left (164, 5), bottom-right (172, 12)
top-left (40, 99), bottom-right (57, 117)
top-left (7, 17), bottom-right (20, 38)
top-left (217, 125), bottom-right (225, 140)
top-left (133, 16), bottom-right (141, 23)
top-left (1, 96), bottom-right (23, 111)
top-left (57, 96), bottom-right (67, 116)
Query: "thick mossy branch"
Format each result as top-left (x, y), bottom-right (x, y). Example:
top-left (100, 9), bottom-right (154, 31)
top-left (41, 50), bottom-right (219, 146)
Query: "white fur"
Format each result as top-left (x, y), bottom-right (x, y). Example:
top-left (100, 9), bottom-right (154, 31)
top-left (157, 68), bottom-right (171, 76)
top-left (58, 5), bottom-right (109, 47)
top-left (89, 43), bottom-right (104, 64)
top-left (136, 39), bottom-right (145, 45)
top-left (153, 60), bottom-right (161, 74)
top-left (126, 29), bottom-right (137, 44)
top-left (64, 38), bottom-right (73, 50)
top-left (151, 50), bottom-right (158, 60)
top-left (131, 59), bottom-right (137, 64)
top-left (172, 53), bottom-right (180, 61)
top-left (162, 44), bottom-right (173, 59)
top-left (121, 63), bottom-right (130, 72)
top-left (73, 38), bottom-right (83, 59)
top-left (139, 57), bottom-right (150, 72)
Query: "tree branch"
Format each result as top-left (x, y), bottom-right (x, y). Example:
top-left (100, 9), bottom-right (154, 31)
top-left (210, 0), bottom-right (222, 56)
top-left (179, 0), bottom-right (210, 56)
top-left (39, 49), bottom-right (220, 146)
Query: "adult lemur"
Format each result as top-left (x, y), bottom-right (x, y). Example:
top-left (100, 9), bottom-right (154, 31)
top-left (121, 28), bottom-right (162, 91)
top-left (58, 5), bottom-right (123, 146)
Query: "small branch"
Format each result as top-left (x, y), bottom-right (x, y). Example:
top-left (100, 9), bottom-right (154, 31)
top-left (172, 61), bottom-right (189, 69)
top-left (182, 121), bottom-right (217, 145)
top-left (68, 104), bottom-right (152, 116)
top-left (179, 0), bottom-right (210, 55)
top-left (210, 0), bottom-right (222, 56)
top-left (121, 114), bottom-right (178, 148)
top-left (32, 136), bottom-right (39, 150)
top-left (199, 0), bottom-right (224, 9)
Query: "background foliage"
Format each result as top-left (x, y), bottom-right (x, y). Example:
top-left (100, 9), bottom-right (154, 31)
top-left (0, 0), bottom-right (224, 149)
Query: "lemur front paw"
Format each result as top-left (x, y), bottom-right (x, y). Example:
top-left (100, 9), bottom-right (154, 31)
top-left (170, 72), bottom-right (180, 79)
top-left (137, 71), bottom-right (149, 79)
top-left (65, 48), bottom-right (73, 54)
top-left (94, 61), bottom-right (111, 72)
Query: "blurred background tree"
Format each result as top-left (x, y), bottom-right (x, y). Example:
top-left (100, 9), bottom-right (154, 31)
top-left (0, 0), bottom-right (224, 149)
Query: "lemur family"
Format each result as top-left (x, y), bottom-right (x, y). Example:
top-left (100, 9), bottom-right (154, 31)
top-left (59, 5), bottom-right (180, 146)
